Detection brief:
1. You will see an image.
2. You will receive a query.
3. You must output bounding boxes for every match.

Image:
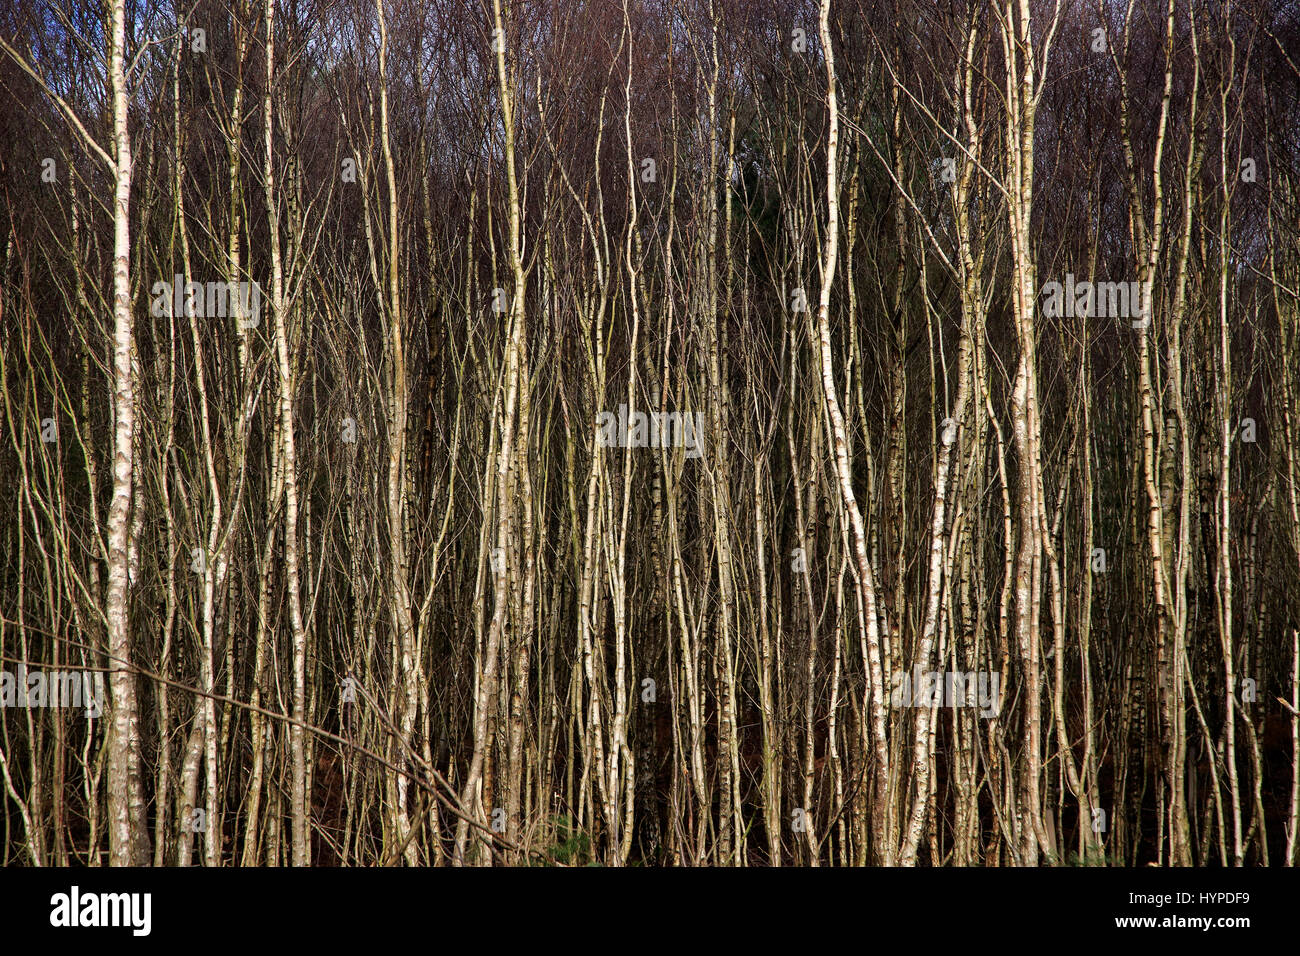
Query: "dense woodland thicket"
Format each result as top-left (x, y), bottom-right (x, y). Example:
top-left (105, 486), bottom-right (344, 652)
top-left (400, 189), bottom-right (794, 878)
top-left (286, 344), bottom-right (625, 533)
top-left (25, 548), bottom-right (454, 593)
top-left (1, 0), bottom-right (1299, 867)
